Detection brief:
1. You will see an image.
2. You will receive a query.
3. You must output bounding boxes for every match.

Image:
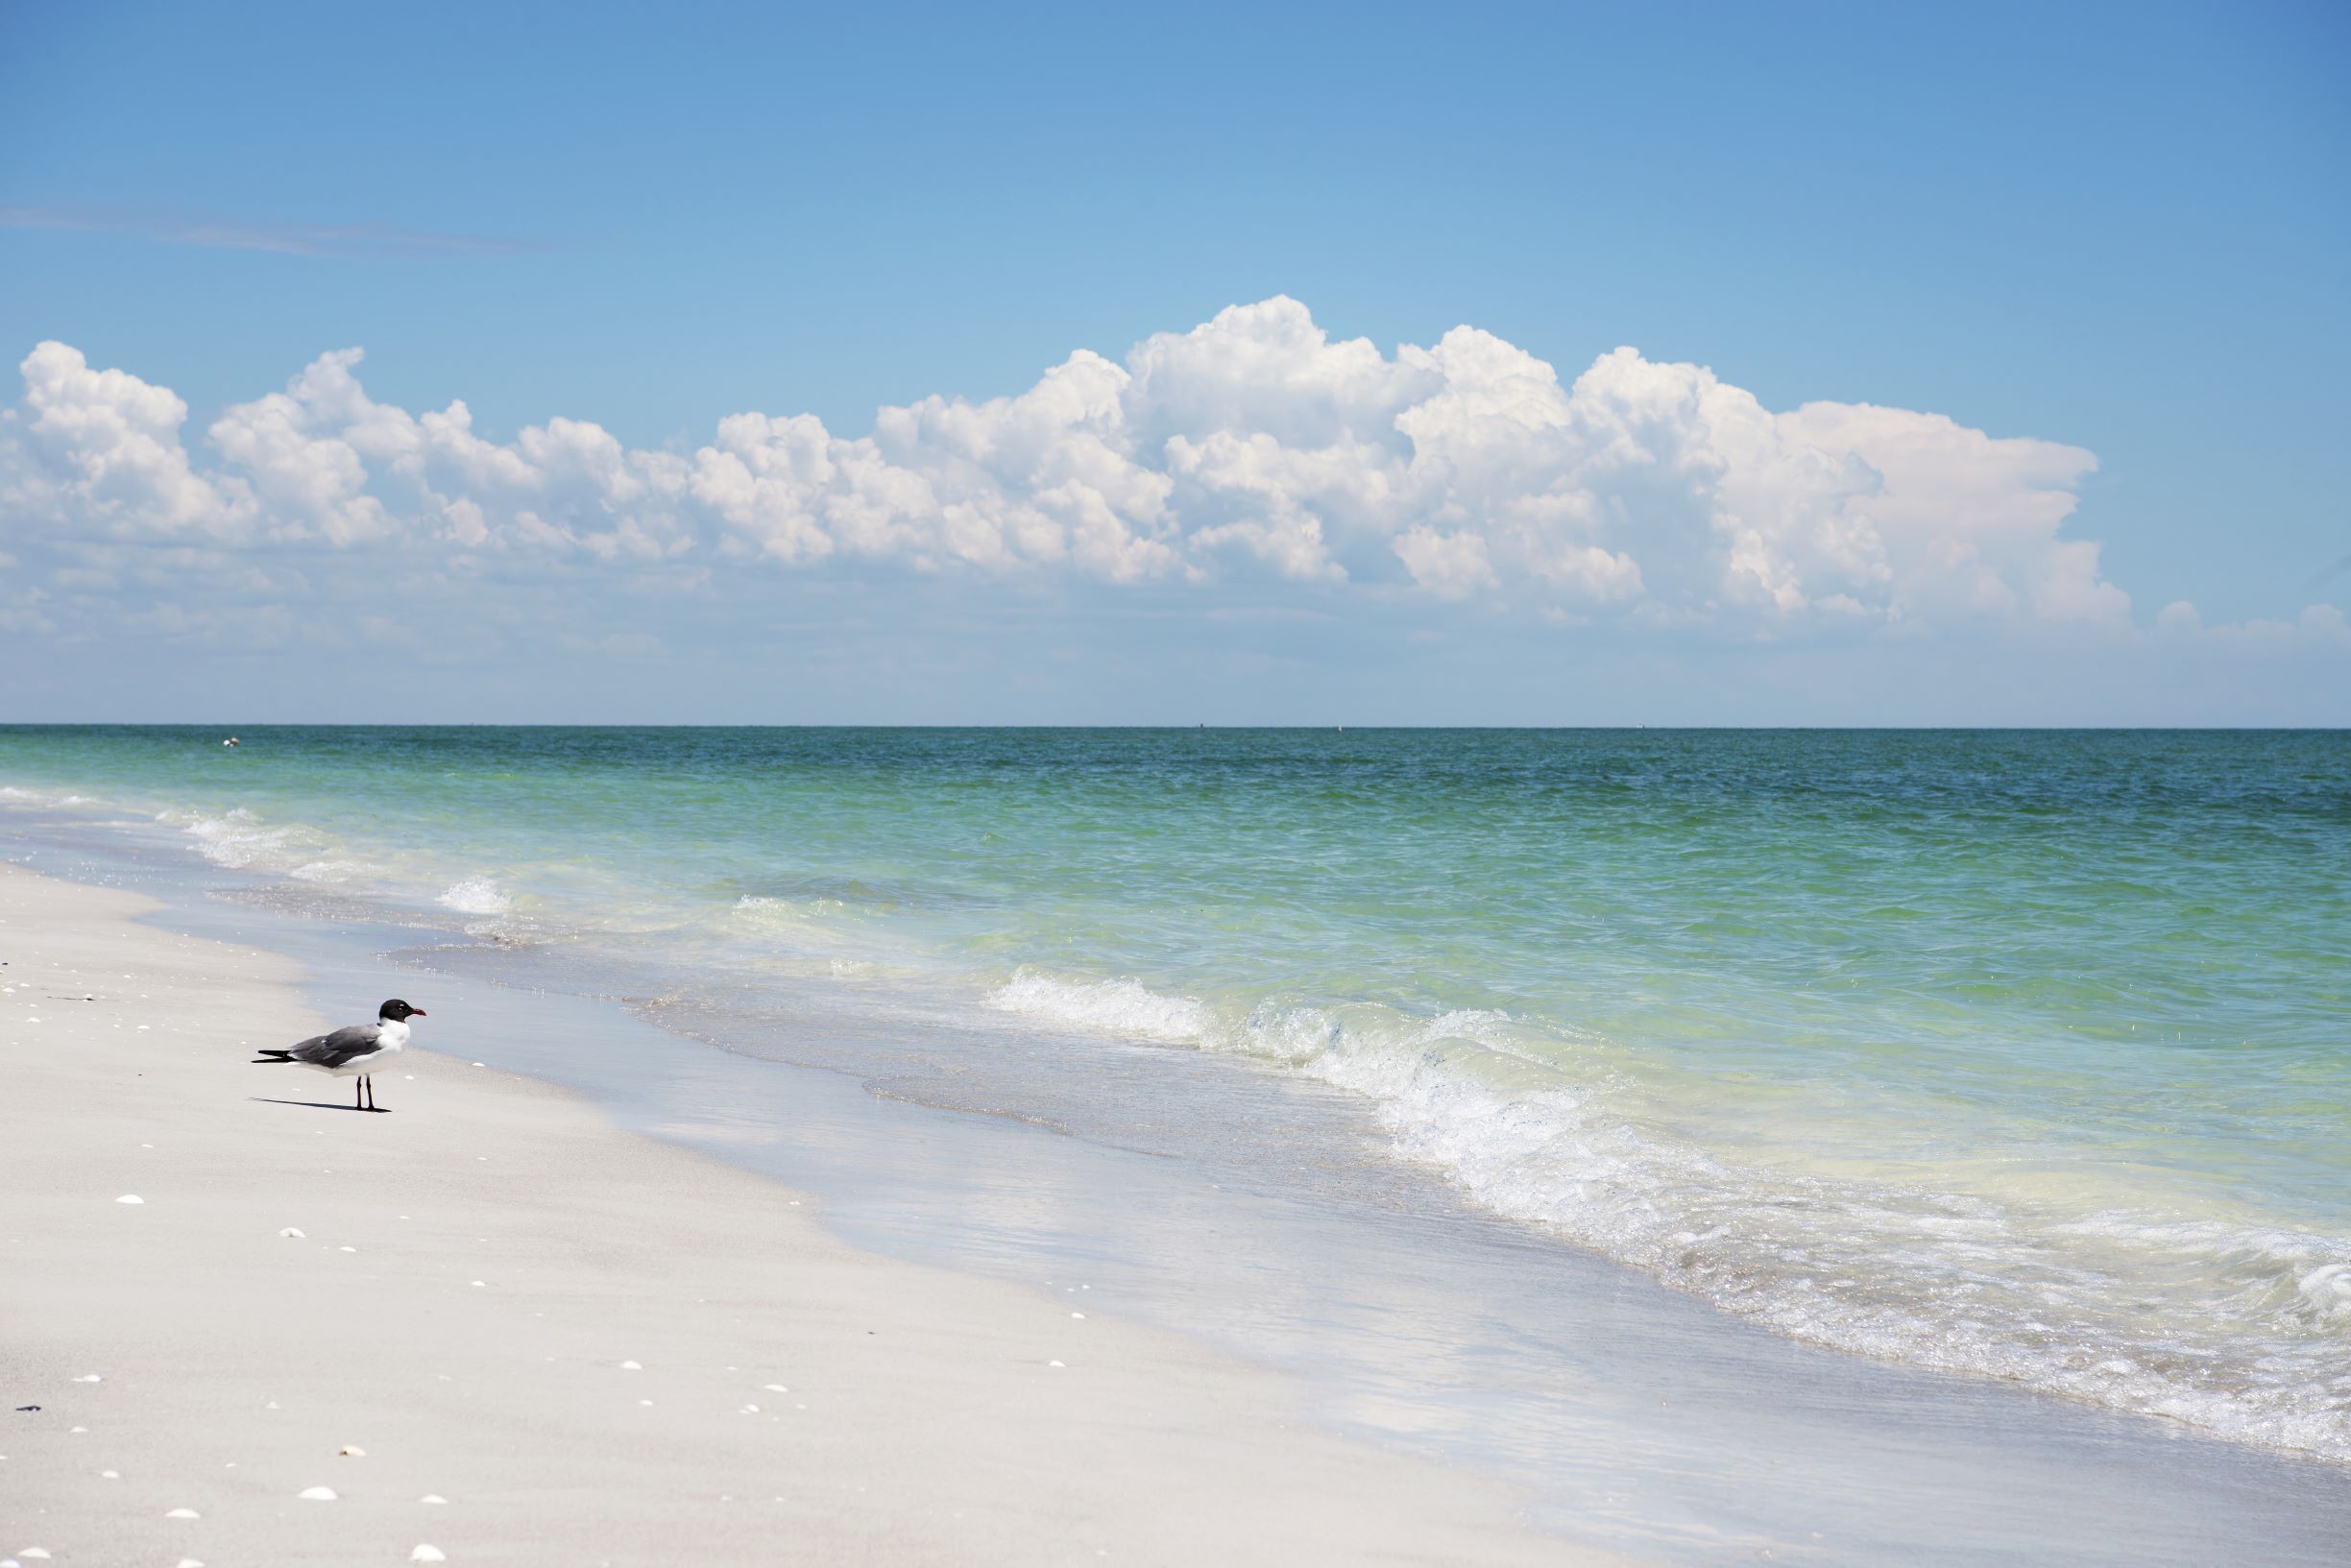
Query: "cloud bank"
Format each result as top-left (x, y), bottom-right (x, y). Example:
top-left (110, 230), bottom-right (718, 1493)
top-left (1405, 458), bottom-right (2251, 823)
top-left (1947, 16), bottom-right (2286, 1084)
top-left (4, 298), bottom-right (2135, 626)
top-left (1, 298), bottom-right (2342, 723)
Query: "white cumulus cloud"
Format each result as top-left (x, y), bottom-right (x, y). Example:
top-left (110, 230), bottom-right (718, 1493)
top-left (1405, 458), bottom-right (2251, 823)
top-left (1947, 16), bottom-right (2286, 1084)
top-left (0, 298), bottom-right (2161, 633)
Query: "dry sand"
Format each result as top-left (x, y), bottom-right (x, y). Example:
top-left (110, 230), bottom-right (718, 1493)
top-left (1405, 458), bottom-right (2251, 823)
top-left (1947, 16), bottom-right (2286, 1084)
top-left (0, 863), bottom-right (1602, 1566)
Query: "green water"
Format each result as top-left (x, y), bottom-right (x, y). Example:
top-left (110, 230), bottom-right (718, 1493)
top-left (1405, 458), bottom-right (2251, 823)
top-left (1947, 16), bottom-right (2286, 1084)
top-left (4, 726), bottom-right (2345, 1459)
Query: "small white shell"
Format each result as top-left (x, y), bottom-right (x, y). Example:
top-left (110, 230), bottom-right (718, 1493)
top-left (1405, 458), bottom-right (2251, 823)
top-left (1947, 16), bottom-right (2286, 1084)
top-left (339, 1444), bottom-right (366, 1457)
top-left (279, 1227), bottom-right (305, 1239)
top-left (298, 1484), bottom-right (338, 1501)
top-left (411, 1548), bottom-right (447, 1563)
top-left (165, 1508), bottom-right (200, 1519)
top-left (115, 1194), bottom-right (143, 1205)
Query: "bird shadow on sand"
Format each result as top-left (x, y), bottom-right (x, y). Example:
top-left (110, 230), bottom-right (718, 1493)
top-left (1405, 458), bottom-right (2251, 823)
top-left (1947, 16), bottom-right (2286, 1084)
top-left (251, 1098), bottom-right (391, 1114)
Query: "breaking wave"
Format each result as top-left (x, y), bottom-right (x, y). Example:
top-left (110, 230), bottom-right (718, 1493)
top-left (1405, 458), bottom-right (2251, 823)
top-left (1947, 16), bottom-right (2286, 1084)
top-left (986, 965), bottom-right (2351, 1463)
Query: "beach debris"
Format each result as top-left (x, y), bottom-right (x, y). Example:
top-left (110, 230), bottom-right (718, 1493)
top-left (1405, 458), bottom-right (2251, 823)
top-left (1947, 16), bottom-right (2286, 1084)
top-left (470, 1280), bottom-right (486, 1288)
top-left (762, 1384), bottom-right (787, 1392)
top-left (1048, 1360), bottom-right (1065, 1368)
top-left (639, 1399), bottom-right (654, 1407)
top-left (419, 1494), bottom-right (448, 1505)
top-left (340, 1245), bottom-right (357, 1253)
top-left (12, 1406), bottom-right (36, 1412)
top-left (298, 1484), bottom-right (338, 1501)
top-left (739, 1404), bottom-right (760, 1414)
top-left (70, 1374), bottom-right (101, 1383)
top-left (165, 1508), bottom-right (199, 1519)
top-left (100, 1469), bottom-right (119, 1478)
top-left (69, 1426), bottom-right (86, 1434)
top-left (18, 1552), bottom-right (49, 1560)
top-left (339, 1444), bottom-right (366, 1457)
top-left (1071, 1312), bottom-right (1085, 1319)
top-left (177, 1560), bottom-right (205, 1568)
top-left (279, 1227), bottom-right (305, 1239)
top-left (114, 1194), bottom-right (143, 1205)
top-left (411, 1548), bottom-right (447, 1564)
top-left (618, 1361), bottom-right (642, 1370)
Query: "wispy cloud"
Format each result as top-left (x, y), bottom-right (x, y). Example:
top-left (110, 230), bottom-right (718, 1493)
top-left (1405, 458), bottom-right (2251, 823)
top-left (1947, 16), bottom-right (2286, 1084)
top-left (0, 204), bottom-right (539, 259)
top-left (2308, 550), bottom-right (2351, 590)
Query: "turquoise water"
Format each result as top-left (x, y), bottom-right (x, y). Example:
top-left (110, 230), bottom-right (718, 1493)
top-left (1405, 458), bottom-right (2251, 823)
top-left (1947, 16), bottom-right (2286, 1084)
top-left (4, 726), bottom-right (2346, 1461)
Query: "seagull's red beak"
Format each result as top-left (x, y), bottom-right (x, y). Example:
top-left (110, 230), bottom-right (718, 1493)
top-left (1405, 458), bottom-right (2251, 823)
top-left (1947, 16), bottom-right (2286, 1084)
top-left (411, 1008), bottom-right (427, 1017)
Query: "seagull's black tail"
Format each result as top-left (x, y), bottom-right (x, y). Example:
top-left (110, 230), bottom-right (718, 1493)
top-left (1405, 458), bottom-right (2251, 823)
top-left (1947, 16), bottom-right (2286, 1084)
top-left (252, 1049), bottom-right (295, 1064)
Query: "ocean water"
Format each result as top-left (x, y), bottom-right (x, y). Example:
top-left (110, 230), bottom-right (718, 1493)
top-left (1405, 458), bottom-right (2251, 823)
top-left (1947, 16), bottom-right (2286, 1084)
top-left (4, 725), bottom-right (2346, 1473)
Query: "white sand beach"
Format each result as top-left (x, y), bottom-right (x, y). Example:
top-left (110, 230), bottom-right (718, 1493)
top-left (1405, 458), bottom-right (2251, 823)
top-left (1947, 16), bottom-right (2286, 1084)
top-left (0, 863), bottom-right (1594, 1567)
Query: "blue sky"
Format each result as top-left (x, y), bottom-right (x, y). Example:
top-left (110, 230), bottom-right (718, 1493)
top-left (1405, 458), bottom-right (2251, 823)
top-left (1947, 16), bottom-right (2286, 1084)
top-left (1, 0), bottom-right (2345, 723)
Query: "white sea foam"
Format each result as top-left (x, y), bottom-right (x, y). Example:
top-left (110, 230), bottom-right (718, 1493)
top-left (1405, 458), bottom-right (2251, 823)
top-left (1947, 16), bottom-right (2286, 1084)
top-left (987, 970), bottom-right (1208, 1044)
top-left (168, 807), bottom-right (343, 875)
top-left (982, 965), bottom-right (2351, 1464)
top-left (436, 878), bottom-right (511, 916)
top-left (737, 893), bottom-right (846, 916)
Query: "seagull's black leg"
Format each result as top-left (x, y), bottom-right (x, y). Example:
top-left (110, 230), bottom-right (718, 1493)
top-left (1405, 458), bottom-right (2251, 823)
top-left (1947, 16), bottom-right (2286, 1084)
top-left (365, 1075), bottom-right (376, 1111)
top-left (354, 1078), bottom-right (364, 1111)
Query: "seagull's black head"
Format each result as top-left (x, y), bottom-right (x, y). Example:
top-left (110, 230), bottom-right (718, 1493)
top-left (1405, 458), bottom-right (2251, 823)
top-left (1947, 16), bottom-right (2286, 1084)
top-left (378, 999), bottom-right (426, 1022)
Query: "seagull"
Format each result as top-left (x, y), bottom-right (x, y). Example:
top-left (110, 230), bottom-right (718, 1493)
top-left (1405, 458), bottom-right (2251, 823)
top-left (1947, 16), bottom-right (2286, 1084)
top-left (253, 999), bottom-right (424, 1112)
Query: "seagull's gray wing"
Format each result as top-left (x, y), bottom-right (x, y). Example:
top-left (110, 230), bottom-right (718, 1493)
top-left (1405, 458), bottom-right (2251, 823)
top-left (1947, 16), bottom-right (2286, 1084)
top-left (288, 1024), bottom-right (383, 1069)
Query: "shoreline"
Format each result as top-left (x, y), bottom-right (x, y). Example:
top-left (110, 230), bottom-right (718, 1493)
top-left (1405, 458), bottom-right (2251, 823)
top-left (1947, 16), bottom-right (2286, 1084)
top-left (7, 816), bottom-right (2351, 1567)
top-left (0, 862), bottom-right (1592, 1566)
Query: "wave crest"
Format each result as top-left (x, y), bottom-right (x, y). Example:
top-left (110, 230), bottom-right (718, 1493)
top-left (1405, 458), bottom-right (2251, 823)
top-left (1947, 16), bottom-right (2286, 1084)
top-left (436, 878), bottom-right (511, 915)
